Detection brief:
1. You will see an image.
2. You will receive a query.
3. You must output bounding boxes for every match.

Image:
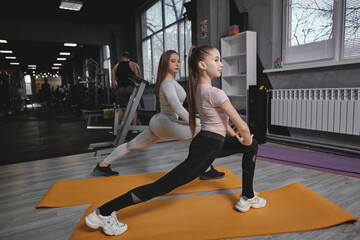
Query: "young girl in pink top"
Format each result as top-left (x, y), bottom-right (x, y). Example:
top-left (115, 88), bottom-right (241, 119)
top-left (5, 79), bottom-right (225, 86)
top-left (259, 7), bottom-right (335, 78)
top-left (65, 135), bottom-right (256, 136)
top-left (84, 45), bottom-right (266, 236)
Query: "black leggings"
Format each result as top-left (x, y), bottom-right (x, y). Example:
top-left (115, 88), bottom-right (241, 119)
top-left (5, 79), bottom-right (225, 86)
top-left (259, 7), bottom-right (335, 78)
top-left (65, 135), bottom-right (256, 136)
top-left (99, 131), bottom-right (258, 216)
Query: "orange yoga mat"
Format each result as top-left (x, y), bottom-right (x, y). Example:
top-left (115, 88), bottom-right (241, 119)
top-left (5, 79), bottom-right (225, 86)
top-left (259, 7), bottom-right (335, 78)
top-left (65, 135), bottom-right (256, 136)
top-left (70, 182), bottom-right (357, 240)
top-left (36, 167), bottom-right (242, 208)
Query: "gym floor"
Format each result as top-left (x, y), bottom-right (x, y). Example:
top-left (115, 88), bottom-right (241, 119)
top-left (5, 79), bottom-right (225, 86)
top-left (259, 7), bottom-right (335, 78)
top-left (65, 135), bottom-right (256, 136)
top-left (0, 130), bottom-right (358, 239)
top-left (0, 103), bottom-right (114, 166)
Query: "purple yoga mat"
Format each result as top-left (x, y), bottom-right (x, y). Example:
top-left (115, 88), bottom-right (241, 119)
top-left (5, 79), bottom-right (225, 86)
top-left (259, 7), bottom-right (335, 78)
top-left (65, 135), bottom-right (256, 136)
top-left (256, 156), bottom-right (360, 178)
top-left (237, 144), bottom-right (360, 178)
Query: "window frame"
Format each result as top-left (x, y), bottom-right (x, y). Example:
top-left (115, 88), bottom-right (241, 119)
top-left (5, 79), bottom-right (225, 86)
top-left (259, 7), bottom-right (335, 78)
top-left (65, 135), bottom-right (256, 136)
top-left (140, 0), bottom-right (192, 84)
top-left (280, 0), bottom-right (360, 70)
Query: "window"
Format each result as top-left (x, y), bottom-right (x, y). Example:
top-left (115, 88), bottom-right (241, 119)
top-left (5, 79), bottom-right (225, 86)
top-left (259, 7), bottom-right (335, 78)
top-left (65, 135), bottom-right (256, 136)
top-left (164, 0), bottom-right (188, 26)
top-left (141, 0), bottom-right (191, 84)
top-left (142, 1), bottom-right (163, 38)
top-left (102, 45), bottom-right (112, 87)
top-left (24, 74), bottom-right (32, 95)
top-left (283, 0), bottom-right (360, 65)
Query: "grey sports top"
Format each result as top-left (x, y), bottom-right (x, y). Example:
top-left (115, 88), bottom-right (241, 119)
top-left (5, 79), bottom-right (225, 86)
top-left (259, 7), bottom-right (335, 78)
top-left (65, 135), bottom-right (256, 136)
top-left (159, 78), bottom-right (189, 121)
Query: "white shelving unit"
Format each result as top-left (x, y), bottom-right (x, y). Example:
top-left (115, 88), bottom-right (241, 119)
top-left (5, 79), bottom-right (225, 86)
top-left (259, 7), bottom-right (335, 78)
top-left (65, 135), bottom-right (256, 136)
top-left (221, 31), bottom-right (257, 123)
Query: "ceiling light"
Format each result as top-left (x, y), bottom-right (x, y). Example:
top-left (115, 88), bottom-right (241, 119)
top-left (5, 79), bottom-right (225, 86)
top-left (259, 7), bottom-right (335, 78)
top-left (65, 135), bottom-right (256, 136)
top-left (28, 65), bottom-right (37, 68)
top-left (60, 52), bottom-right (71, 56)
top-left (0, 39), bottom-right (7, 43)
top-left (57, 58), bottom-right (66, 61)
top-left (64, 43), bottom-right (77, 47)
top-left (59, 0), bottom-right (83, 11)
top-left (10, 62), bottom-right (19, 65)
top-left (52, 67), bottom-right (60, 69)
top-left (5, 56), bottom-right (16, 59)
top-left (53, 63), bottom-right (62, 66)
top-left (0, 50), bottom-right (13, 54)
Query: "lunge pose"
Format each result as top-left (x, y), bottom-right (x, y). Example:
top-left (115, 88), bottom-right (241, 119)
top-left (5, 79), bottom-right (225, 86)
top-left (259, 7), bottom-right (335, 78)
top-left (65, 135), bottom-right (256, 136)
top-left (93, 50), bottom-right (224, 180)
top-left (85, 45), bottom-right (266, 236)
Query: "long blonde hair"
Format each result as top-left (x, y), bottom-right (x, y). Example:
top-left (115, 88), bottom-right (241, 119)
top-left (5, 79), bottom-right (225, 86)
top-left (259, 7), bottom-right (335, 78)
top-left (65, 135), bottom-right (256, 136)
top-left (154, 50), bottom-right (179, 97)
top-left (187, 45), bottom-right (216, 137)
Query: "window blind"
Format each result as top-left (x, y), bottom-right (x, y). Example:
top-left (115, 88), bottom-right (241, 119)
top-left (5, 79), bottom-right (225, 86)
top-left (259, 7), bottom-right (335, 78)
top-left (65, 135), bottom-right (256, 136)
top-left (343, 0), bottom-right (360, 60)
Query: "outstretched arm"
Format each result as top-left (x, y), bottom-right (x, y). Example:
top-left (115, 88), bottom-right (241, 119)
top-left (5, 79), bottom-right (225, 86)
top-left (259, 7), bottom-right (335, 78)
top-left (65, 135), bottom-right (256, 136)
top-left (221, 99), bottom-right (252, 146)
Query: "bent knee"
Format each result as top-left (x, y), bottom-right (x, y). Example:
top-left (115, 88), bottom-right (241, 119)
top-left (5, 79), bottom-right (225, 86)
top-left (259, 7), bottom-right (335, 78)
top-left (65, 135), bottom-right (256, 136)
top-left (245, 138), bottom-right (258, 154)
top-left (251, 138), bottom-right (258, 150)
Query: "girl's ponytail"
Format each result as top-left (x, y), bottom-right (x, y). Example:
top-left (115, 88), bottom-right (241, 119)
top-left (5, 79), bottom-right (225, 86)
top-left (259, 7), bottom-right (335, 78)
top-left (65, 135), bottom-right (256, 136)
top-left (187, 46), bottom-right (198, 137)
top-left (187, 45), bottom-right (214, 137)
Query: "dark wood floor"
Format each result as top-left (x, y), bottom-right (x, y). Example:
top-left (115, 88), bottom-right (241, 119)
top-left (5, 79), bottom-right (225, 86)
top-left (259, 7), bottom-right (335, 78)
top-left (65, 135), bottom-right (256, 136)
top-left (0, 104), bottom-right (114, 166)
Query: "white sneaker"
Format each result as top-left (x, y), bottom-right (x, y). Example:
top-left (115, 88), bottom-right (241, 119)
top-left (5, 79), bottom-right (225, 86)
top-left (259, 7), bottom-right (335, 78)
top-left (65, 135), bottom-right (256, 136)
top-left (235, 192), bottom-right (266, 213)
top-left (85, 208), bottom-right (128, 236)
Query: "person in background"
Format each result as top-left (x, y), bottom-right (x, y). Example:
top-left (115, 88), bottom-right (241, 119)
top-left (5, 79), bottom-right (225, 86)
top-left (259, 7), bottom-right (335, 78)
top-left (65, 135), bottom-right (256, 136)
top-left (112, 51), bottom-right (141, 125)
top-left (40, 78), bottom-right (52, 111)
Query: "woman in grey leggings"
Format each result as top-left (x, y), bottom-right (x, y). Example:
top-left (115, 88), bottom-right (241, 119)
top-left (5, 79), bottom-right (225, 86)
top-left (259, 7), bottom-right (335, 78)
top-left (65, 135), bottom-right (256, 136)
top-left (93, 50), bottom-right (224, 180)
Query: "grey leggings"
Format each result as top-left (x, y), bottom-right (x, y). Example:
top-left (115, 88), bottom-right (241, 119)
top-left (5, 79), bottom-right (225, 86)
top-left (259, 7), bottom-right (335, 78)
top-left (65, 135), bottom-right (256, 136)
top-left (104, 113), bottom-right (200, 164)
top-left (99, 131), bottom-right (258, 216)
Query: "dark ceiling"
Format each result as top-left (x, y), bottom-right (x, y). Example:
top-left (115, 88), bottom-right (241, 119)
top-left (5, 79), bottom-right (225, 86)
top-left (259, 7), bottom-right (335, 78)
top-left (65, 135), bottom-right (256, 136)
top-left (0, 0), bottom-right (147, 74)
top-left (1, 0), bottom-right (146, 24)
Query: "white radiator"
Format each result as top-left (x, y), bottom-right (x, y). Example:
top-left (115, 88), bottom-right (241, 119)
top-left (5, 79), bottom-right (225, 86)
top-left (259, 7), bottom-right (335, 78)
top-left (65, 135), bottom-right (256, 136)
top-left (270, 88), bottom-right (360, 136)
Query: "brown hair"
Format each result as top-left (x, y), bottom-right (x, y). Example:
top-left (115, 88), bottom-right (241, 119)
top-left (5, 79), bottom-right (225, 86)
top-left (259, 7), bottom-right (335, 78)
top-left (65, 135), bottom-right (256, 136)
top-left (187, 45), bottom-right (216, 137)
top-left (121, 51), bottom-right (131, 59)
top-left (154, 50), bottom-right (179, 97)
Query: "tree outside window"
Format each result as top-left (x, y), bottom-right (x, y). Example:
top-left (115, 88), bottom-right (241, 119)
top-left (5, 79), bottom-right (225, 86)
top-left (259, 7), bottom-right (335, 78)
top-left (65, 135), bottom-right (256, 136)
top-left (288, 0), bottom-right (334, 46)
top-left (283, 0), bottom-right (360, 65)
